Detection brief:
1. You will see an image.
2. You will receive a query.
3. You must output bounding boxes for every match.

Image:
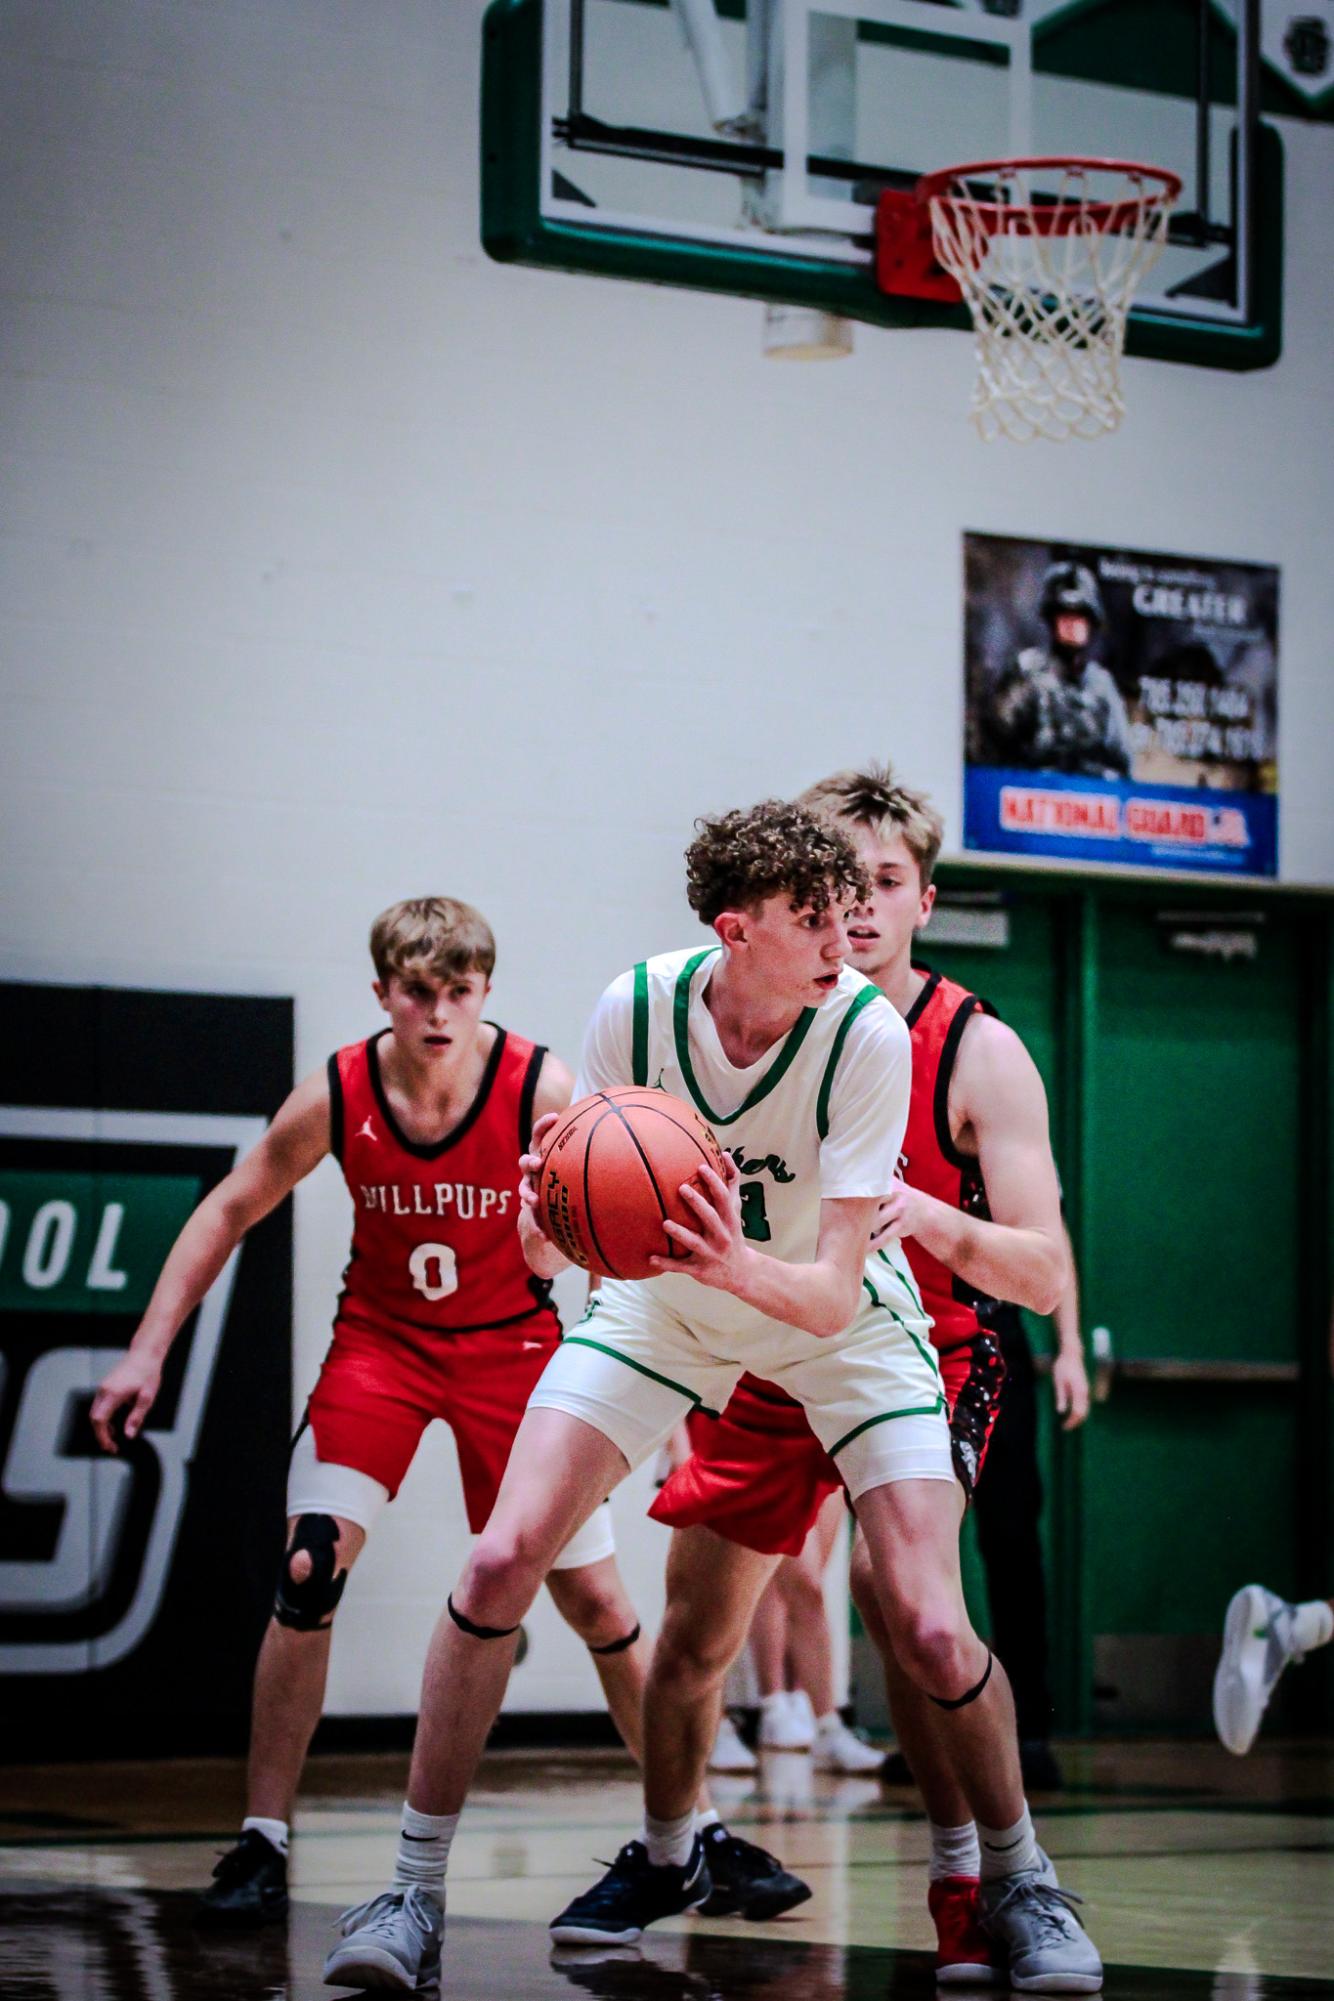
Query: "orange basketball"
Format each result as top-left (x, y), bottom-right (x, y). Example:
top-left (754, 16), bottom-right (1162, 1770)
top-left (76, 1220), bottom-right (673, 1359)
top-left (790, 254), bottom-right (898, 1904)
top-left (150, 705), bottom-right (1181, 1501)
top-left (536, 1087), bottom-right (728, 1280)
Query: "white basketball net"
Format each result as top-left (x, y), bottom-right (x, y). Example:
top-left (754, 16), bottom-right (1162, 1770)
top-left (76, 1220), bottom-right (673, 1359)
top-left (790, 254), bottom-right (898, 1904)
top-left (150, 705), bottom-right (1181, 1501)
top-left (927, 160), bottom-right (1179, 443)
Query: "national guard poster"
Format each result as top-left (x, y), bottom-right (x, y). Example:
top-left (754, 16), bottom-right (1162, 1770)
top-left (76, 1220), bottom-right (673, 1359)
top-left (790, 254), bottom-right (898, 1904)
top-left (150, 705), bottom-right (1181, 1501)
top-left (963, 533), bottom-right (1279, 877)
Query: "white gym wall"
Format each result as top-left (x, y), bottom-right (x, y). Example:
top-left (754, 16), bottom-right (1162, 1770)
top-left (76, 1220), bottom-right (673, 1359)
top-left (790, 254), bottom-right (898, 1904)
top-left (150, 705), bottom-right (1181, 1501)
top-left (2, 1), bottom-right (1331, 1716)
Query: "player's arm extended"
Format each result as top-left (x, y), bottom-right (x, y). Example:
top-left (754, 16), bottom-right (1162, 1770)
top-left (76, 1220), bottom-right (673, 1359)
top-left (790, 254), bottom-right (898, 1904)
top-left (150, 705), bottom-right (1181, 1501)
top-left (90, 1069), bottom-right (333, 1451)
top-left (651, 1160), bottom-right (876, 1340)
top-left (517, 1052), bottom-right (576, 1280)
top-left (878, 1014), bottom-right (1067, 1315)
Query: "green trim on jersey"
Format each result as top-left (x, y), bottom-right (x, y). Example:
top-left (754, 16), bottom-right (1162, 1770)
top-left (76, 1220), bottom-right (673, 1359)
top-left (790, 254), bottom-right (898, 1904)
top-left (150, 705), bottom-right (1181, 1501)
top-left (828, 1398), bottom-right (946, 1460)
top-left (559, 1335), bottom-right (720, 1417)
top-left (632, 961), bottom-right (650, 1087)
top-left (816, 982), bottom-right (886, 1141)
top-left (672, 949), bottom-right (818, 1127)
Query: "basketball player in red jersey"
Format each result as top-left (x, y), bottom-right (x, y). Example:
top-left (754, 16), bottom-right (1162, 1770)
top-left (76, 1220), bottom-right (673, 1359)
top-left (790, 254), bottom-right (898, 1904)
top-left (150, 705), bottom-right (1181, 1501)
top-left (647, 767), bottom-right (1094, 1992)
top-left (90, 898), bottom-right (651, 1926)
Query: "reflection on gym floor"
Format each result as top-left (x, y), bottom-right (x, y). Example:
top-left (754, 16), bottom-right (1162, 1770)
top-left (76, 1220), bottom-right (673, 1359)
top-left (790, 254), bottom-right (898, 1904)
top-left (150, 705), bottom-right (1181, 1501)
top-left (2, 1740), bottom-right (1331, 1999)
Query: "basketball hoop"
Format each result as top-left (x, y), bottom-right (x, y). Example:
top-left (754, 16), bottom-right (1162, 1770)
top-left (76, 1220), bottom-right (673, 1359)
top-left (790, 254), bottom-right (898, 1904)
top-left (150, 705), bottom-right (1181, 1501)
top-left (878, 157), bottom-right (1181, 442)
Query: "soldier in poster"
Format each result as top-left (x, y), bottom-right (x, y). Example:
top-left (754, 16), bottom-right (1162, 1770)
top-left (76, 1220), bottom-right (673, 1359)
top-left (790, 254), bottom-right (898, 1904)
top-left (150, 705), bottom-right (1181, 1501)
top-left (984, 563), bottom-right (1134, 780)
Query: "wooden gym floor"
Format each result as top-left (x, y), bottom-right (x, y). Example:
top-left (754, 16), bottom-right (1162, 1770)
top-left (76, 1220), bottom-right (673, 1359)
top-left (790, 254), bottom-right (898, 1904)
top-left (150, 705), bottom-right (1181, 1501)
top-left (2, 1738), bottom-right (1331, 1997)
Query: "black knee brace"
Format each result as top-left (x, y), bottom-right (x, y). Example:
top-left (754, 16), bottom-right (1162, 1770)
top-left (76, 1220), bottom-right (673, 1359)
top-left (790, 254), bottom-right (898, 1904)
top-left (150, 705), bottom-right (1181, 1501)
top-left (929, 1649), bottom-right (993, 1711)
top-left (274, 1514), bottom-right (348, 1631)
top-left (447, 1592), bottom-right (520, 1641)
top-left (589, 1622), bottom-right (640, 1657)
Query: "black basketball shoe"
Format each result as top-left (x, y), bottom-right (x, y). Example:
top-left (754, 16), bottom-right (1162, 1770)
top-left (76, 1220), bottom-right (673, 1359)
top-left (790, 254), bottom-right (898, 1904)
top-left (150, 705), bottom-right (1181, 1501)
top-left (195, 1828), bottom-right (289, 1927)
top-left (697, 1823), bottom-right (812, 1920)
top-left (550, 1838), bottom-right (712, 1944)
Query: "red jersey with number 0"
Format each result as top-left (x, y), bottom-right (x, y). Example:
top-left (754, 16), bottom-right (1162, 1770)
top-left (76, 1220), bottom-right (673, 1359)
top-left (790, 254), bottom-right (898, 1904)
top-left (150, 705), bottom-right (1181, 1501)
top-left (900, 968), bottom-right (997, 1352)
top-left (328, 1027), bottom-right (554, 1339)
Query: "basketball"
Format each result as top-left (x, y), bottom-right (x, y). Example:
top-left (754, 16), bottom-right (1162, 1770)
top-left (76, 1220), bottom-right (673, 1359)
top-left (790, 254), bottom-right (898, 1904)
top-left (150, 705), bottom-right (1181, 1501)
top-left (535, 1087), bottom-right (728, 1280)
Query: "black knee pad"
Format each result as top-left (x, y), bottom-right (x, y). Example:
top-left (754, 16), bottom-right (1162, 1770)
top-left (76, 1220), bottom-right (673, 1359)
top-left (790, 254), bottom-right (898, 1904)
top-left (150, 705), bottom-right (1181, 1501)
top-left (589, 1622), bottom-right (640, 1657)
top-left (274, 1514), bottom-right (348, 1631)
top-left (929, 1649), bottom-right (993, 1711)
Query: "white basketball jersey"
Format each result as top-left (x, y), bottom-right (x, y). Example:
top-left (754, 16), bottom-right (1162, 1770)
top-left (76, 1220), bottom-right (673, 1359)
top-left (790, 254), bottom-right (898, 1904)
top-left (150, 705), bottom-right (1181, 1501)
top-left (576, 945), bottom-right (926, 1347)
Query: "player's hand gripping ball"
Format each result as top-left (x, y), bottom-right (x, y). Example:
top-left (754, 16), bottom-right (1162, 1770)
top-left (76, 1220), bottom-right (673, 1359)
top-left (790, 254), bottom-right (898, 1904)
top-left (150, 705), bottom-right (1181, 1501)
top-left (536, 1087), bottom-right (727, 1279)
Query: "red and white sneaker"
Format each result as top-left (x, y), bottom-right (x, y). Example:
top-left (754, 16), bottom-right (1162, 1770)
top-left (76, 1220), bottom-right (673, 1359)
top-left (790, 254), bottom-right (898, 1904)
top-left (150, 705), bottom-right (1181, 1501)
top-left (929, 1875), bottom-right (1005, 1987)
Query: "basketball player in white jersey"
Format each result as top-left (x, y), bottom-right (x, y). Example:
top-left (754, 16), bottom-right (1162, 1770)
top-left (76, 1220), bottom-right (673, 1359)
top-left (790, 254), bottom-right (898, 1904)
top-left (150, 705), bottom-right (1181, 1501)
top-left (561, 775), bottom-right (1103, 1994)
top-left (323, 797), bottom-right (959, 1991)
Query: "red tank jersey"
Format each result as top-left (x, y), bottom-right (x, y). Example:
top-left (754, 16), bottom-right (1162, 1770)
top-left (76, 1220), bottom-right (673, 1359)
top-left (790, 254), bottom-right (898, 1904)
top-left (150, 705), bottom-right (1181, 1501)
top-left (900, 967), bottom-right (997, 1352)
top-left (328, 1027), bottom-right (554, 1339)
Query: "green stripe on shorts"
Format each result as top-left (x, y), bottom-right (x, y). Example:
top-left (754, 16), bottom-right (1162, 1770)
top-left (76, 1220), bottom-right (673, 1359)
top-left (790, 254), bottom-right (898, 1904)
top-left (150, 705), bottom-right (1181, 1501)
top-left (879, 1245), bottom-right (928, 1322)
top-left (861, 1287), bottom-right (941, 1381)
top-left (828, 1399), bottom-right (946, 1459)
top-left (559, 1335), bottom-right (720, 1418)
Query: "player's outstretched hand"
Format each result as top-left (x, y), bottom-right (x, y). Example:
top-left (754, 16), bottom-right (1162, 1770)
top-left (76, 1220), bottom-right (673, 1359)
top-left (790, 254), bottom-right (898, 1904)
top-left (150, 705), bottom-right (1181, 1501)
top-left (90, 1350), bottom-right (162, 1454)
top-left (650, 1153), bottom-right (747, 1293)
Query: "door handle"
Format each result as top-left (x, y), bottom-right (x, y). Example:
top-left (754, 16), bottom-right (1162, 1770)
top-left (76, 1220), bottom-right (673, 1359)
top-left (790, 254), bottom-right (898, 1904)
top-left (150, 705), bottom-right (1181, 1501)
top-left (1085, 1327), bottom-right (1294, 1392)
top-left (1107, 1357), bottom-right (1297, 1384)
top-left (1090, 1326), bottom-right (1115, 1403)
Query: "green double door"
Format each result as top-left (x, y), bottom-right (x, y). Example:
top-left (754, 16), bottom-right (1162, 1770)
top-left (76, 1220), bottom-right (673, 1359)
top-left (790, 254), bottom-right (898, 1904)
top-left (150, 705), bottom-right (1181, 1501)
top-left (925, 869), bottom-right (1332, 1733)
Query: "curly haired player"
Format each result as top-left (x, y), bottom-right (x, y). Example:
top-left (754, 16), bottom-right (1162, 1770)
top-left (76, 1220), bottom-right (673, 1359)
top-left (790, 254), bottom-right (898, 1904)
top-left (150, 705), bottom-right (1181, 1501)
top-left (648, 765), bottom-right (1102, 1994)
top-left (323, 798), bottom-right (955, 1991)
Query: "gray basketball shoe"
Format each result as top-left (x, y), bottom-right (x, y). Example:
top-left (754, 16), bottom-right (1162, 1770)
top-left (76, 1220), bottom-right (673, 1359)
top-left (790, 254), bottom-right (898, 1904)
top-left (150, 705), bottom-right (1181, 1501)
top-left (979, 1851), bottom-right (1102, 1994)
top-left (323, 1884), bottom-right (443, 1991)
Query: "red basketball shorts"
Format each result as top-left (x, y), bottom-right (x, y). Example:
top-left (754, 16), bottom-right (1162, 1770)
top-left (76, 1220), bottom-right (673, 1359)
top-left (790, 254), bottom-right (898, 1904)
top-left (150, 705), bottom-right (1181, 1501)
top-left (649, 1332), bottom-right (1006, 1558)
top-left (303, 1308), bottom-right (562, 1531)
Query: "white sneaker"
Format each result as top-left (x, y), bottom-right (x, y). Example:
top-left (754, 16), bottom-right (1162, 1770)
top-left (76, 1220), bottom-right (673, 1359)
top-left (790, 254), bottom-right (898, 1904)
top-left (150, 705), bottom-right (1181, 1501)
top-left (812, 1714), bottom-right (885, 1774)
top-left (979, 1852), bottom-right (1102, 1994)
top-left (758, 1691), bottom-right (813, 1751)
top-left (1213, 1583), bottom-right (1300, 1755)
top-left (708, 1712), bottom-right (757, 1773)
top-left (788, 1687), bottom-right (818, 1740)
top-left (323, 1885), bottom-right (443, 1991)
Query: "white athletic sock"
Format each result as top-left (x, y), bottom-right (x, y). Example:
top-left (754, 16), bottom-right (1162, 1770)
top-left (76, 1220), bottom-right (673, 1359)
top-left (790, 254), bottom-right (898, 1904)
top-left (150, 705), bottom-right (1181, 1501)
top-left (695, 1808), bottom-right (722, 1834)
top-left (644, 1808), bottom-right (696, 1870)
top-left (1290, 1599), bottom-right (1334, 1656)
top-left (242, 1815), bottom-right (289, 1857)
top-left (928, 1819), bottom-right (981, 1882)
top-left (978, 1805), bottom-right (1039, 1881)
top-left (393, 1803), bottom-right (457, 1899)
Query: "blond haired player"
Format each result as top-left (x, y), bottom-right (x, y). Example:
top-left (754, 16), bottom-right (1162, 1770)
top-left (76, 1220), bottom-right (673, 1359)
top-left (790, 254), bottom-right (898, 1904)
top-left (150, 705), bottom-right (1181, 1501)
top-left (91, 898), bottom-right (649, 1925)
